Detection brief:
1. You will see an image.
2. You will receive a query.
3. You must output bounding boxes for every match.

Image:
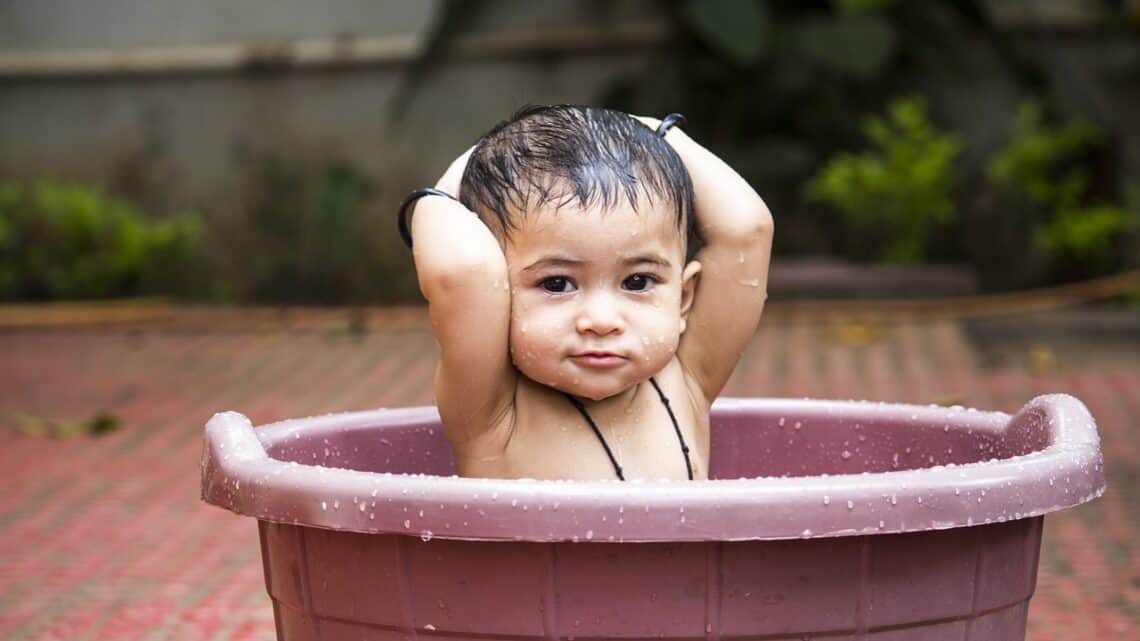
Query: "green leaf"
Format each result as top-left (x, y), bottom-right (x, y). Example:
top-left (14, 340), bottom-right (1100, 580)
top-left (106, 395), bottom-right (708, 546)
top-left (805, 96), bottom-right (959, 263)
top-left (679, 0), bottom-right (770, 65)
top-left (791, 15), bottom-right (897, 78)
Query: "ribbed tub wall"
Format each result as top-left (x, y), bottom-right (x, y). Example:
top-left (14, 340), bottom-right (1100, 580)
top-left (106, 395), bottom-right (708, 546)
top-left (257, 516), bottom-right (1042, 641)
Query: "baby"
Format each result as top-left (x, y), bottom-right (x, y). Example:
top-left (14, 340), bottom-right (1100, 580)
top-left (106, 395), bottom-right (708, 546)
top-left (404, 106), bottom-right (772, 481)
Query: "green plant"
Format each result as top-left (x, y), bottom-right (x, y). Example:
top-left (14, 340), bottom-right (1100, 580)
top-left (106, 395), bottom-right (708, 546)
top-left (987, 101), bottom-right (1138, 275)
top-left (212, 156), bottom-right (417, 304)
top-left (805, 96), bottom-right (960, 263)
top-left (0, 180), bottom-right (200, 300)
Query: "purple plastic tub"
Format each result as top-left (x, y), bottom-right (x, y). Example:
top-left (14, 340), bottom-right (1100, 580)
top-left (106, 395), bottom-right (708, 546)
top-left (202, 395), bottom-right (1104, 641)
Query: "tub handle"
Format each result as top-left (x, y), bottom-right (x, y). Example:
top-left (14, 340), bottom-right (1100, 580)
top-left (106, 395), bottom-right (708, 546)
top-left (1008, 394), bottom-right (1100, 452)
top-left (201, 411), bottom-right (270, 509)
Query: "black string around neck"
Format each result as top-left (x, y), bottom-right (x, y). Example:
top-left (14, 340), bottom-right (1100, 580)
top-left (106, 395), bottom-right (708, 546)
top-left (562, 377), bottom-right (694, 481)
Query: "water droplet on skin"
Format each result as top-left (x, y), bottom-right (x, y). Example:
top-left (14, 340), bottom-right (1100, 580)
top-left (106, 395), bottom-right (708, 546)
top-left (841, 450), bottom-right (852, 460)
top-left (421, 531), bottom-right (433, 542)
top-left (359, 503), bottom-right (366, 512)
top-left (822, 495), bottom-right (830, 506)
top-left (890, 495), bottom-right (897, 506)
top-left (321, 501), bottom-right (328, 511)
top-left (846, 500), bottom-right (855, 510)
top-left (403, 519), bottom-right (411, 528)
top-left (778, 417), bottom-right (786, 427)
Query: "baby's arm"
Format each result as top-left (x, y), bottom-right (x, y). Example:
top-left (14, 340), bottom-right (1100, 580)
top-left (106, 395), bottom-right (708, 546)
top-left (651, 121), bottom-right (774, 403)
top-left (410, 150), bottom-right (516, 447)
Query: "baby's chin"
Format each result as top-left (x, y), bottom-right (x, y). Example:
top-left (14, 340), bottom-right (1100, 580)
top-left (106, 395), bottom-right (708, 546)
top-left (514, 362), bottom-right (636, 401)
top-left (562, 380), bottom-right (633, 402)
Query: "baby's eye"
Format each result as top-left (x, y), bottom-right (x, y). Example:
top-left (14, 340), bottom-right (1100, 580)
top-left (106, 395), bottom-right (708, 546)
top-left (540, 276), bottom-right (576, 293)
top-left (622, 273), bottom-right (657, 292)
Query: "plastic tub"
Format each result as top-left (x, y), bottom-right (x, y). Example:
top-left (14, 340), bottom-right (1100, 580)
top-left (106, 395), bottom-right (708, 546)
top-left (201, 394), bottom-right (1105, 641)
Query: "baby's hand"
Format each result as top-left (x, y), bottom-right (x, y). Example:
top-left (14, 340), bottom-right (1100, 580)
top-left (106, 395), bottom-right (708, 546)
top-left (436, 146), bottom-right (476, 197)
top-left (632, 115), bottom-right (662, 131)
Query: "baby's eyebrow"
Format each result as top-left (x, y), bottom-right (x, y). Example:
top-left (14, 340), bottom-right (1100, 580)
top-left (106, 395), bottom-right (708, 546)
top-left (522, 253), bottom-right (671, 272)
top-left (621, 254), bottom-right (672, 268)
top-left (522, 256), bottom-right (582, 272)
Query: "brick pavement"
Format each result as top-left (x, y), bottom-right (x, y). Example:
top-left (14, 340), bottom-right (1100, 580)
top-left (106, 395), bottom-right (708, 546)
top-left (0, 309), bottom-right (1135, 640)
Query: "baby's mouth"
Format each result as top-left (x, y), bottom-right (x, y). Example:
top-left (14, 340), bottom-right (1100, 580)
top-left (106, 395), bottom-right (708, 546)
top-left (570, 351), bottom-right (627, 368)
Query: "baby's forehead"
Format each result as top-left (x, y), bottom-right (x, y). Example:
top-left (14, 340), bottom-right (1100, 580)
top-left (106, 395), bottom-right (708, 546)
top-left (515, 200), bottom-right (677, 238)
top-left (503, 200), bottom-right (685, 262)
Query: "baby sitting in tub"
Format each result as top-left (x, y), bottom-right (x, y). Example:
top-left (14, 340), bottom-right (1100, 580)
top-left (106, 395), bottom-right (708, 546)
top-left (400, 106), bottom-right (772, 481)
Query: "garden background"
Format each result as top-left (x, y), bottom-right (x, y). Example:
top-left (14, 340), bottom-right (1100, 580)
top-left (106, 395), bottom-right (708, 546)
top-left (2, 1), bottom-right (1139, 640)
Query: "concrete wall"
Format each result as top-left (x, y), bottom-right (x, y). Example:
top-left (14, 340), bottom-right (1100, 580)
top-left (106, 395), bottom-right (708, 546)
top-left (0, 1), bottom-right (664, 214)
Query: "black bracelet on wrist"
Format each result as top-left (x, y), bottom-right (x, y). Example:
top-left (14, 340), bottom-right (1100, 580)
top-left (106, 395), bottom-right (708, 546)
top-left (656, 113), bottom-right (686, 137)
top-left (398, 187), bottom-right (459, 249)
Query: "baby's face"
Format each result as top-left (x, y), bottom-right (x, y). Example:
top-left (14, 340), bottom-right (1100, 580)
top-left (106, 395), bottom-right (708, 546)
top-left (503, 197), bottom-right (698, 401)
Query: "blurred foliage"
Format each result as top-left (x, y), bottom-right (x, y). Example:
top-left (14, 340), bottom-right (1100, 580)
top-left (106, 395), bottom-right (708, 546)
top-left (806, 97), bottom-right (959, 263)
top-left (9, 1), bottom-right (1140, 302)
top-left (206, 155), bottom-right (415, 304)
top-left (598, 0), bottom-right (1137, 279)
top-left (987, 101), bottom-right (1138, 277)
top-left (0, 180), bottom-right (200, 300)
top-left (11, 411), bottom-right (121, 438)
top-left (604, 0), bottom-right (950, 191)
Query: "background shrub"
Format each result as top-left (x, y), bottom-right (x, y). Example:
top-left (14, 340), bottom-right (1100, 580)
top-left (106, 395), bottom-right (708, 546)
top-left (805, 97), bottom-right (959, 263)
top-left (986, 102), bottom-right (1138, 278)
top-left (0, 180), bottom-right (200, 300)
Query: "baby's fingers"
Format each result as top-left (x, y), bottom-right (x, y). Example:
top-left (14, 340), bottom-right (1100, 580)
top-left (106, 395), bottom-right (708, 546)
top-left (436, 145), bottom-right (476, 196)
top-left (632, 115), bottom-right (662, 130)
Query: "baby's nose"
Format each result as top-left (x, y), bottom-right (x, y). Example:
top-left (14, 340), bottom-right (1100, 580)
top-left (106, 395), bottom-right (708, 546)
top-left (576, 294), bottom-right (624, 335)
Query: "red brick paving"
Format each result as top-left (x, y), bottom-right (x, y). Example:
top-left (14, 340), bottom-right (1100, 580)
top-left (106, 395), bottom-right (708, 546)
top-left (0, 308), bottom-right (1135, 640)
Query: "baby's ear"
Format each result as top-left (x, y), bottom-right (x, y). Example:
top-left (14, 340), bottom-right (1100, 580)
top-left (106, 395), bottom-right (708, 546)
top-left (679, 260), bottom-right (701, 334)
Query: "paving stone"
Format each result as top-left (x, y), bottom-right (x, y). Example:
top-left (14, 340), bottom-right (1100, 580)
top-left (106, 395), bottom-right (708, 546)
top-left (0, 310), bottom-right (1135, 640)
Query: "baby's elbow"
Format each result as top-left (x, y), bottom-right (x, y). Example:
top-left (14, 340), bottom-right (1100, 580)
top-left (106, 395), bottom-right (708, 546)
top-left (752, 201), bottom-right (774, 236)
top-left (421, 252), bottom-right (508, 296)
top-left (709, 202), bottom-right (774, 247)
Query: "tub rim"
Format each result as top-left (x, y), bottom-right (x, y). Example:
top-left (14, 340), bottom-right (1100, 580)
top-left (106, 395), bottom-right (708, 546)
top-left (200, 394), bottom-right (1105, 542)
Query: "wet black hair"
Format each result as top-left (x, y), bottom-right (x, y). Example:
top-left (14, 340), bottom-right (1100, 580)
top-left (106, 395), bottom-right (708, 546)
top-left (459, 105), bottom-right (695, 247)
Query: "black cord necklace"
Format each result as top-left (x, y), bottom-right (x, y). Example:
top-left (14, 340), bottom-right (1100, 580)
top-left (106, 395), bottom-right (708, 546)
top-left (562, 377), bottom-right (694, 481)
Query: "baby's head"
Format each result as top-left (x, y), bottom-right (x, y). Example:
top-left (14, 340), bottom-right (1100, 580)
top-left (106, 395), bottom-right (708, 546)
top-left (460, 105), bottom-right (694, 249)
top-left (460, 105), bottom-right (701, 401)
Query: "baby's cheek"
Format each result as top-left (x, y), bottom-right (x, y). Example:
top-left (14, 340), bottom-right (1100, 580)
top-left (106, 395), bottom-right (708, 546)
top-left (641, 324), bottom-right (680, 366)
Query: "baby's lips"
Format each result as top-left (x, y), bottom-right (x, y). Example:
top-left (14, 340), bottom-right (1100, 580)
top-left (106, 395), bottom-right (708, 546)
top-left (570, 352), bottom-right (628, 368)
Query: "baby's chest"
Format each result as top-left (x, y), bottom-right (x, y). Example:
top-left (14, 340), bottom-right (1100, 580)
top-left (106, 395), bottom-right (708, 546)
top-left (502, 404), bottom-right (705, 481)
